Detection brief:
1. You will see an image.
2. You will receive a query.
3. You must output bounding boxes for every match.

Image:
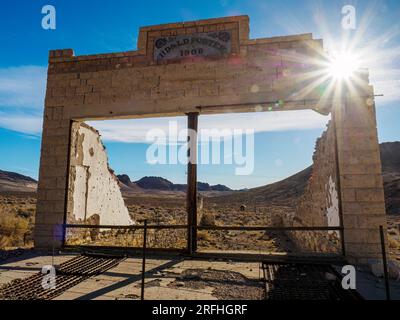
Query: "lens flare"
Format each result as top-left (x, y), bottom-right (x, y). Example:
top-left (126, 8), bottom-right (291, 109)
top-left (328, 52), bottom-right (360, 80)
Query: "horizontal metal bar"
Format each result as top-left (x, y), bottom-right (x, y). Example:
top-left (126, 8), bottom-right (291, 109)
top-left (64, 224), bottom-right (187, 230)
top-left (62, 245), bottom-right (187, 254)
top-left (64, 224), bottom-right (342, 232)
top-left (197, 226), bottom-right (343, 231)
top-left (61, 246), bottom-right (345, 263)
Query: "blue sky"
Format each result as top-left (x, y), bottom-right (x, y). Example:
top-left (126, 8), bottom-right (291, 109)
top-left (0, 0), bottom-right (399, 189)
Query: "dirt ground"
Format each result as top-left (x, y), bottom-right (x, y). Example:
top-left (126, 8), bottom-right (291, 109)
top-left (0, 252), bottom-right (264, 300)
top-left (65, 193), bottom-right (300, 254)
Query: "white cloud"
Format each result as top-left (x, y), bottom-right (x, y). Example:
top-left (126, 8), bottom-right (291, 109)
top-left (370, 68), bottom-right (400, 104)
top-left (88, 110), bottom-right (330, 144)
top-left (0, 65), bottom-right (46, 135)
top-left (0, 112), bottom-right (42, 135)
top-left (0, 65), bottom-right (47, 109)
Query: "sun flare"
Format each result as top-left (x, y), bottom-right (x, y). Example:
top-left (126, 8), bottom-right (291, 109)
top-left (328, 52), bottom-right (360, 80)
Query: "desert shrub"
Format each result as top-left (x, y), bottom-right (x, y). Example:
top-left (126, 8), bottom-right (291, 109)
top-left (0, 214), bottom-right (31, 248)
top-left (199, 211), bottom-right (215, 227)
top-left (388, 235), bottom-right (400, 249)
top-left (197, 231), bottom-right (211, 242)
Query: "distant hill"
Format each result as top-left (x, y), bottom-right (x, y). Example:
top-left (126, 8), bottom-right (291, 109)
top-left (210, 142), bottom-right (400, 215)
top-left (124, 176), bottom-right (232, 192)
top-left (0, 170), bottom-right (37, 193)
top-left (381, 142), bottom-right (400, 214)
top-left (135, 176), bottom-right (175, 190)
top-left (209, 167), bottom-right (312, 207)
top-left (116, 174), bottom-right (143, 192)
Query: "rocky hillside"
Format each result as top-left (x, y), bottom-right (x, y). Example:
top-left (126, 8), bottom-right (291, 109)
top-left (118, 175), bottom-right (232, 192)
top-left (116, 174), bottom-right (143, 192)
top-left (209, 167), bottom-right (312, 207)
top-left (211, 142), bottom-right (400, 214)
top-left (381, 142), bottom-right (400, 214)
top-left (0, 170), bottom-right (37, 193)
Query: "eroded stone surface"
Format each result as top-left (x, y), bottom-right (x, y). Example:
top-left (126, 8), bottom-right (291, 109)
top-left (68, 123), bottom-right (132, 226)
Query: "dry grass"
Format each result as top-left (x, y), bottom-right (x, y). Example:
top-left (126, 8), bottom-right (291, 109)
top-left (197, 230), bottom-right (211, 242)
top-left (63, 196), bottom-right (299, 253)
top-left (199, 211), bottom-right (215, 227)
top-left (387, 216), bottom-right (400, 261)
top-left (0, 195), bottom-right (35, 249)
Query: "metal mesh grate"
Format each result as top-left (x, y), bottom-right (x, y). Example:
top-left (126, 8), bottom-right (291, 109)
top-left (261, 262), bottom-right (363, 300)
top-left (0, 253), bottom-right (124, 300)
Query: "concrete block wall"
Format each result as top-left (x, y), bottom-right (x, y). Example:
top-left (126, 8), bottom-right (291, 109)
top-left (334, 88), bottom-right (387, 264)
top-left (44, 17), bottom-right (327, 121)
top-left (34, 107), bottom-right (71, 248)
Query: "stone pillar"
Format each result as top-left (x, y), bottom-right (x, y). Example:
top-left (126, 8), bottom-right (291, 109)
top-left (33, 106), bottom-right (72, 249)
top-left (334, 81), bottom-right (387, 264)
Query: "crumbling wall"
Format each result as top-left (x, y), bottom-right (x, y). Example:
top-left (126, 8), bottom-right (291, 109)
top-left (67, 122), bottom-right (133, 226)
top-left (284, 120), bottom-right (341, 253)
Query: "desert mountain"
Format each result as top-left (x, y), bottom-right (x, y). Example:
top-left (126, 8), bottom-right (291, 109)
top-left (211, 142), bottom-right (400, 214)
top-left (116, 174), bottom-right (143, 192)
top-left (380, 142), bottom-right (400, 214)
top-left (209, 166), bottom-right (312, 207)
top-left (0, 170), bottom-right (37, 193)
top-left (119, 175), bottom-right (232, 192)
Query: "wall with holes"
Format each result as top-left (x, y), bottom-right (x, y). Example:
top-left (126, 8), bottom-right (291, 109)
top-left (67, 122), bottom-right (133, 226)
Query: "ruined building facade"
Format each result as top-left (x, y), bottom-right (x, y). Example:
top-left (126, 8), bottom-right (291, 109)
top-left (35, 15), bottom-right (387, 263)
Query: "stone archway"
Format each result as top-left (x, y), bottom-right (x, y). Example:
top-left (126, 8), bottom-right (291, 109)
top-left (35, 15), bottom-right (387, 264)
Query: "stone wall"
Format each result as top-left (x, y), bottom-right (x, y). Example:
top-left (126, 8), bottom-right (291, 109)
top-left (67, 122), bottom-right (133, 226)
top-left (284, 120), bottom-right (341, 253)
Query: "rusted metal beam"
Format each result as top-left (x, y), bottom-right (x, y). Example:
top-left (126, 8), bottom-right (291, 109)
top-left (141, 220), bottom-right (148, 300)
top-left (64, 224), bottom-right (187, 230)
top-left (64, 224), bottom-right (342, 231)
top-left (380, 225), bottom-right (391, 300)
top-left (197, 226), bottom-right (343, 231)
top-left (186, 112), bottom-right (198, 254)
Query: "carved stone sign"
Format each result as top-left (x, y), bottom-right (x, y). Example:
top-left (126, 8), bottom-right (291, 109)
top-left (154, 30), bottom-right (232, 61)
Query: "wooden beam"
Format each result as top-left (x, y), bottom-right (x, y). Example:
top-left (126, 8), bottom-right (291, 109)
top-left (186, 112), bottom-right (198, 254)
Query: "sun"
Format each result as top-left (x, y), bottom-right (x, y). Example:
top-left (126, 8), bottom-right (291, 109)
top-left (327, 51), bottom-right (360, 80)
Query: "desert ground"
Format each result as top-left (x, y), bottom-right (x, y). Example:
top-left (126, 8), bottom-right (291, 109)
top-left (0, 142), bottom-right (399, 270)
top-left (1, 190), bottom-right (399, 261)
top-left (64, 191), bottom-right (298, 254)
